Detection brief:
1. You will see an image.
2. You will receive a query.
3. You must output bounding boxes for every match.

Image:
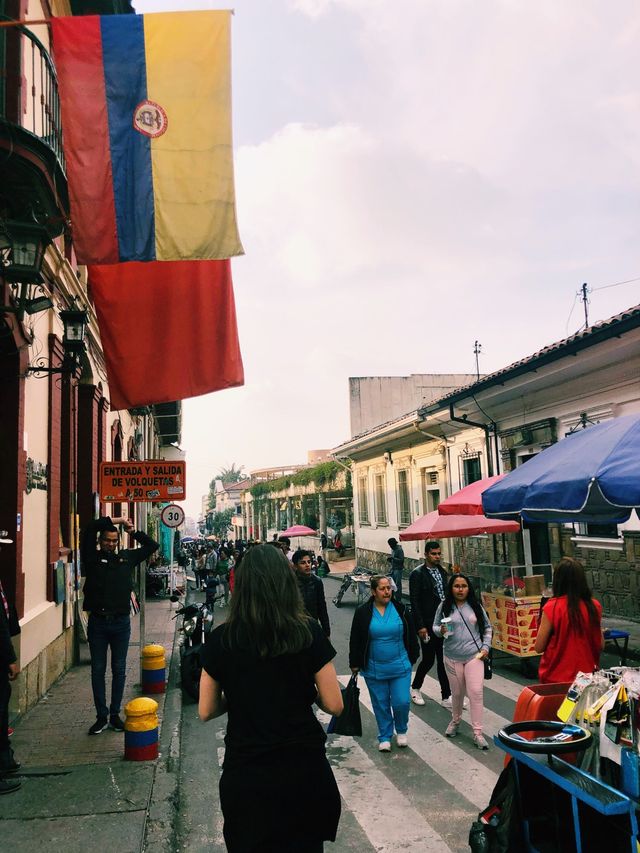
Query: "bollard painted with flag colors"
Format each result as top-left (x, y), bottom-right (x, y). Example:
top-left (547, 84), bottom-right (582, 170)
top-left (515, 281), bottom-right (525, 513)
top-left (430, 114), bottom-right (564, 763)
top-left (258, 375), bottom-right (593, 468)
top-left (141, 644), bottom-right (166, 694)
top-left (124, 697), bottom-right (159, 761)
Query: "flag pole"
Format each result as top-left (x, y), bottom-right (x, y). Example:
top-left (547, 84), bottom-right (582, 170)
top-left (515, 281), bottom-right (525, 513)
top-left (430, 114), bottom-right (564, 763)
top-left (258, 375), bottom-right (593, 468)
top-left (0, 19), bottom-right (50, 27)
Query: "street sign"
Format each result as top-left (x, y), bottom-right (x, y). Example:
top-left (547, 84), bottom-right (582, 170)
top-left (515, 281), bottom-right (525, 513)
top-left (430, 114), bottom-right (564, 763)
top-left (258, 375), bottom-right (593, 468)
top-left (161, 504), bottom-right (185, 528)
top-left (99, 460), bottom-right (186, 502)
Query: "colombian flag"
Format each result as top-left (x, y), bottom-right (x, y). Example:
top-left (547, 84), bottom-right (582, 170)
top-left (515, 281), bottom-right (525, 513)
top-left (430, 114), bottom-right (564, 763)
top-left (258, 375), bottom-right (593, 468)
top-left (52, 12), bottom-right (243, 265)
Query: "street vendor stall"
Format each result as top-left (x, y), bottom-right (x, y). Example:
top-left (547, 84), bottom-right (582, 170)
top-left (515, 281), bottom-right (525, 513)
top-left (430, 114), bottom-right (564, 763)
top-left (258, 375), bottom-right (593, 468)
top-left (474, 414), bottom-right (640, 852)
top-left (490, 667), bottom-right (640, 852)
top-left (475, 562), bottom-right (552, 660)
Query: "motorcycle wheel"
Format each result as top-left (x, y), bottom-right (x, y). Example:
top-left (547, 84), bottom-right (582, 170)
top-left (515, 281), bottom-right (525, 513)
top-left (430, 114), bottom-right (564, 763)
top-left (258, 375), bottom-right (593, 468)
top-left (180, 645), bottom-right (202, 702)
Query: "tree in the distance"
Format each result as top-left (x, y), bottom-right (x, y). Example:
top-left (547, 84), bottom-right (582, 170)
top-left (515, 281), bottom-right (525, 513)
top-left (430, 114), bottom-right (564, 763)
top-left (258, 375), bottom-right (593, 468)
top-left (218, 463), bottom-right (245, 484)
top-left (209, 508), bottom-right (234, 538)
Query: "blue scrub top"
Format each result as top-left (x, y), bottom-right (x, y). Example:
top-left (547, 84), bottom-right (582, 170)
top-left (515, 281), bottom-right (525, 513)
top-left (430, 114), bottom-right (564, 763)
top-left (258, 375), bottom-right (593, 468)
top-left (362, 604), bottom-right (410, 680)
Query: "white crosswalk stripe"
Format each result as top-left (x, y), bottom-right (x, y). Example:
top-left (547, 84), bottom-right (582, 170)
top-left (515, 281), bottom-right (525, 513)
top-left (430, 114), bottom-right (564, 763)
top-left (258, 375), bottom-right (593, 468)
top-left (339, 675), bottom-right (499, 811)
top-left (416, 674), bottom-right (512, 736)
top-left (325, 728), bottom-right (456, 852)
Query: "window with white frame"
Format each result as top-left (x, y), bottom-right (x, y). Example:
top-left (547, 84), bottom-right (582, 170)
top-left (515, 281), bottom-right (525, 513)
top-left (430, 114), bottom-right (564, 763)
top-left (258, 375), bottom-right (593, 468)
top-left (573, 521), bottom-right (621, 540)
top-left (374, 472), bottom-right (387, 524)
top-left (397, 469), bottom-right (411, 526)
top-left (462, 455), bottom-right (482, 486)
top-left (357, 473), bottom-right (370, 525)
top-left (422, 469), bottom-right (440, 513)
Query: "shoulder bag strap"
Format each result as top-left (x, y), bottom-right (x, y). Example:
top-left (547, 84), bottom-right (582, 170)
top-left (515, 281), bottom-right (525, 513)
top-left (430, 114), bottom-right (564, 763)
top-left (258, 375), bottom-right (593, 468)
top-left (457, 607), bottom-right (481, 652)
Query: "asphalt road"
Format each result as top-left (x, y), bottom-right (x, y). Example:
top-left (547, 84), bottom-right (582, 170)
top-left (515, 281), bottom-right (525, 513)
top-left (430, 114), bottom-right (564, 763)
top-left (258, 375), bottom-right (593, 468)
top-left (172, 575), bottom-right (623, 852)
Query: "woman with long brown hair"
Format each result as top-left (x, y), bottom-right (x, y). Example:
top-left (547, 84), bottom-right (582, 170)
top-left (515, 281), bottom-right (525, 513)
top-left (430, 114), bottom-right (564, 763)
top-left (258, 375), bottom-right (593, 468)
top-left (198, 544), bottom-right (343, 852)
top-left (535, 557), bottom-right (603, 683)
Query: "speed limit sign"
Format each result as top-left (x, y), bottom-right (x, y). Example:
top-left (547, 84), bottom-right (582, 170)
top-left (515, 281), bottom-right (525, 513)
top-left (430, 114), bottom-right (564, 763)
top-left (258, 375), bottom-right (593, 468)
top-left (161, 504), bottom-right (185, 528)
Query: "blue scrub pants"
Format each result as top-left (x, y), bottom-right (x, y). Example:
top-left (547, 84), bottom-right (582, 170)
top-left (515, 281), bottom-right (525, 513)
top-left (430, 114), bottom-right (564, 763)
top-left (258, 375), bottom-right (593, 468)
top-left (365, 672), bottom-right (411, 742)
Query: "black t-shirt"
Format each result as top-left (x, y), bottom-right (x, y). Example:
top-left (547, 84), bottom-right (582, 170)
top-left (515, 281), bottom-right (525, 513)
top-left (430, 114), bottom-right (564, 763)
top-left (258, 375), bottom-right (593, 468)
top-left (201, 620), bottom-right (336, 768)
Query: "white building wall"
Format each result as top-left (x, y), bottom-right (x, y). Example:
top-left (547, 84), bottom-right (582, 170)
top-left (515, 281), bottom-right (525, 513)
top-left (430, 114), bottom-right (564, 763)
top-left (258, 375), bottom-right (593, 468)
top-left (349, 374), bottom-right (478, 437)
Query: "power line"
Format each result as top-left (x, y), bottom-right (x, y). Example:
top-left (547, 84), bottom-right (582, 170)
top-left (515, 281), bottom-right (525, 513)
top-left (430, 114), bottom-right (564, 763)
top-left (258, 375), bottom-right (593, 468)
top-left (591, 275), bottom-right (640, 292)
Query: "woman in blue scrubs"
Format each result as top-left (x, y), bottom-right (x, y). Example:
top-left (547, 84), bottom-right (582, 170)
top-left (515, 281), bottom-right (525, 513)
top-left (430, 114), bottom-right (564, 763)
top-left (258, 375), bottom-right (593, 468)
top-left (349, 575), bottom-right (419, 751)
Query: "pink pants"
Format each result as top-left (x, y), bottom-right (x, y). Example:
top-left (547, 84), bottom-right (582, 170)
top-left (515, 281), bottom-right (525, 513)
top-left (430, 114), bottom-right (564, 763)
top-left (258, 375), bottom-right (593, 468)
top-left (444, 655), bottom-right (485, 736)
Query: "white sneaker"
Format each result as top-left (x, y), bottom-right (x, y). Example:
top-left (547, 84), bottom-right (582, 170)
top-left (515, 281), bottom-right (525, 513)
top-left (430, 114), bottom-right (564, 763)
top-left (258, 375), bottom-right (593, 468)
top-left (411, 690), bottom-right (425, 706)
top-left (441, 696), bottom-right (469, 710)
top-left (445, 720), bottom-right (459, 737)
top-left (378, 741), bottom-right (391, 752)
top-left (396, 734), bottom-right (408, 748)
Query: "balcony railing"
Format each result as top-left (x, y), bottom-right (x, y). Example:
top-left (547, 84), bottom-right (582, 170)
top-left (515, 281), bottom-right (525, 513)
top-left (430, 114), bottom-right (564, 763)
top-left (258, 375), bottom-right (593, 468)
top-left (0, 17), bottom-right (65, 171)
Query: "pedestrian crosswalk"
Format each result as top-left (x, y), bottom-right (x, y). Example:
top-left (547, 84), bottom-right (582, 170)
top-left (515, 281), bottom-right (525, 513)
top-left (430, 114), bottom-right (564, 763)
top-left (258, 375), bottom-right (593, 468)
top-left (343, 676), bottom-right (501, 812)
top-left (204, 672), bottom-right (519, 852)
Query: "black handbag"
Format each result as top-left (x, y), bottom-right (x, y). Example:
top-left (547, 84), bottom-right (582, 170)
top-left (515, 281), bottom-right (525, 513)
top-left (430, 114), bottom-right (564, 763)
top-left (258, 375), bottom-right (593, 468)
top-left (483, 650), bottom-right (493, 681)
top-left (327, 673), bottom-right (362, 736)
top-left (458, 608), bottom-right (493, 681)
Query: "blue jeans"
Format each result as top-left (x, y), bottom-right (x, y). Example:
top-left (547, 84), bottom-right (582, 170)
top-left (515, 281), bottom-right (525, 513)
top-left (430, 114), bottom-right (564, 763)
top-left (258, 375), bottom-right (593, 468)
top-left (87, 614), bottom-right (131, 719)
top-left (365, 671), bottom-right (411, 742)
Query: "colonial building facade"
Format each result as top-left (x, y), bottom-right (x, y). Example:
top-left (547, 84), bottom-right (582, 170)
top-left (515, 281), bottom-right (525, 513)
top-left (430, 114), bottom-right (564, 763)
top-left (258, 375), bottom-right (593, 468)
top-left (334, 306), bottom-right (640, 619)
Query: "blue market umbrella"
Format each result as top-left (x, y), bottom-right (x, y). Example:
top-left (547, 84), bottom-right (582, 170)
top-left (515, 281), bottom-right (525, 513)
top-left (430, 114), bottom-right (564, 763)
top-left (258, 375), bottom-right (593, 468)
top-left (482, 413), bottom-right (640, 523)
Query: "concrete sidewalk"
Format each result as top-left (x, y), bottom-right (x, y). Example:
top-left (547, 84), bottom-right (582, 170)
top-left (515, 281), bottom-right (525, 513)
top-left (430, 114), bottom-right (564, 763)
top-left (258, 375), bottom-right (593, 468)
top-left (0, 595), bottom-right (182, 852)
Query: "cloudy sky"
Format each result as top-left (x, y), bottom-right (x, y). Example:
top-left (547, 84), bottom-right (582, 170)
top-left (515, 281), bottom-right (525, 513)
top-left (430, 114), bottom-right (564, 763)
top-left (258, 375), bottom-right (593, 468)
top-left (134, 0), bottom-right (640, 519)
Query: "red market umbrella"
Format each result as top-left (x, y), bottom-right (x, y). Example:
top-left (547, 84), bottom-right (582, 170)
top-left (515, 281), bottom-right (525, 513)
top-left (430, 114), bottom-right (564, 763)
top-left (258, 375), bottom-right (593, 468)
top-left (279, 525), bottom-right (316, 537)
top-left (399, 510), bottom-right (520, 541)
top-left (437, 475), bottom-right (506, 515)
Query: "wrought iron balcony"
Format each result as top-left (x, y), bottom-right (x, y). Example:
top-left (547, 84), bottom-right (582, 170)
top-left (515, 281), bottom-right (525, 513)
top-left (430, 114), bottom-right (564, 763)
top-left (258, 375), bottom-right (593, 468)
top-left (0, 15), bottom-right (68, 236)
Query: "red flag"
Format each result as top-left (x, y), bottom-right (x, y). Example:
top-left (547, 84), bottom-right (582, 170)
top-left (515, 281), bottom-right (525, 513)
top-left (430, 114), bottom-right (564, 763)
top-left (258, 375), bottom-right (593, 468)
top-left (89, 260), bottom-right (244, 411)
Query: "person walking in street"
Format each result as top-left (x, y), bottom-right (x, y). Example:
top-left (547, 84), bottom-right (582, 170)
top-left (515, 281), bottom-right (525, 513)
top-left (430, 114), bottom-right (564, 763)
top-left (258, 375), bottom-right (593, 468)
top-left (434, 573), bottom-right (492, 749)
top-left (320, 531), bottom-right (328, 562)
top-left (0, 533), bottom-right (21, 794)
top-left (387, 537), bottom-right (405, 601)
top-left (293, 549), bottom-right (331, 637)
top-left (278, 536), bottom-right (293, 562)
top-left (535, 557), bottom-right (603, 683)
top-left (216, 548), bottom-right (231, 608)
top-left (349, 575), bottom-right (419, 751)
top-left (199, 544), bottom-right (343, 852)
top-left (409, 540), bottom-right (459, 708)
top-left (81, 515), bottom-right (159, 735)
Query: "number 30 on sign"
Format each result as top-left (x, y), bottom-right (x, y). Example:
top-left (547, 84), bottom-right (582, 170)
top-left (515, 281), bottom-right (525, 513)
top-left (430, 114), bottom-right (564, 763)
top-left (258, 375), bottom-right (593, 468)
top-left (161, 504), bottom-right (185, 528)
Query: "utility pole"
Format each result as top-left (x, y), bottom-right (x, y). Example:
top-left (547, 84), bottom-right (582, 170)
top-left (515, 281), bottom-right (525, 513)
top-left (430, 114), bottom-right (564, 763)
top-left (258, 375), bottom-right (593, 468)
top-left (473, 340), bottom-right (482, 380)
top-left (580, 282), bottom-right (589, 330)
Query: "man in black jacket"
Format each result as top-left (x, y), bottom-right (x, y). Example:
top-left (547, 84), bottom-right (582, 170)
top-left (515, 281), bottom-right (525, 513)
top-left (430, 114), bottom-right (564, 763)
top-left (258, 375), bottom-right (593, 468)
top-left (292, 549), bottom-right (330, 637)
top-left (81, 515), bottom-right (159, 735)
top-left (0, 533), bottom-right (21, 794)
top-left (408, 540), bottom-right (453, 708)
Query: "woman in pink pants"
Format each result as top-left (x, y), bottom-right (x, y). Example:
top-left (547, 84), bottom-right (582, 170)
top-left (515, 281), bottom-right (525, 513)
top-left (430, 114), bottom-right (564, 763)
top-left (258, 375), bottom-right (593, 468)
top-left (433, 573), bottom-right (492, 750)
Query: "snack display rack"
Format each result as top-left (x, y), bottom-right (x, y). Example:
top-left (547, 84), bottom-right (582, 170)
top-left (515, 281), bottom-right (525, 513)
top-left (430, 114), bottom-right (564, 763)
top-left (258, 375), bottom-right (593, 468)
top-left (469, 563), bottom-right (553, 660)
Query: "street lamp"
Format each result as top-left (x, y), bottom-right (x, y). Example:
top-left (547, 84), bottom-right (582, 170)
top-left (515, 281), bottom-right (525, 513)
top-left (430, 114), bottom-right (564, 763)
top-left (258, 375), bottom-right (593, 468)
top-left (26, 297), bottom-right (89, 377)
top-left (0, 218), bottom-right (53, 319)
top-left (0, 219), bottom-right (49, 283)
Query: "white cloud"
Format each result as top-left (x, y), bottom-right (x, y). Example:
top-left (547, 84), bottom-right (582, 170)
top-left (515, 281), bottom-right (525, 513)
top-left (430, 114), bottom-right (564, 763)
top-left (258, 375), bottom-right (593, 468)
top-left (135, 1), bottom-right (640, 517)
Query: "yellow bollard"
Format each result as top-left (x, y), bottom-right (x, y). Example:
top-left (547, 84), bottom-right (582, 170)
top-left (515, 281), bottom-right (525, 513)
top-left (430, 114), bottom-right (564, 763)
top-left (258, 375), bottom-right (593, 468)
top-left (141, 643), bottom-right (166, 694)
top-left (124, 696), bottom-right (159, 761)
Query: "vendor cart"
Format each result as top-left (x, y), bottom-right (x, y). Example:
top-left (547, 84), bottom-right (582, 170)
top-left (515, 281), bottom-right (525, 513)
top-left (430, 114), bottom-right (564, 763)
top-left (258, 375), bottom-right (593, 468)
top-left (332, 570), bottom-right (373, 607)
top-left (469, 562), bottom-right (552, 672)
top-left (496, 736), bottom-right (639, 852)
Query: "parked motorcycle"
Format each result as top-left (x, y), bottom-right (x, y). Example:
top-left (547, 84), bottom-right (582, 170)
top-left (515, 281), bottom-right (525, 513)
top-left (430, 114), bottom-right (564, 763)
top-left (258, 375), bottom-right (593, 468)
top-left (172, 597), bottom-right (217, 701)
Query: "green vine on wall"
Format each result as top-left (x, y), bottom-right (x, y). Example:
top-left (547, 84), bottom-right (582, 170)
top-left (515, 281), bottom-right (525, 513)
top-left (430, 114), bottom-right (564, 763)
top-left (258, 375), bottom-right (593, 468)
top-left (250, 460), bottom-right (350, 498)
